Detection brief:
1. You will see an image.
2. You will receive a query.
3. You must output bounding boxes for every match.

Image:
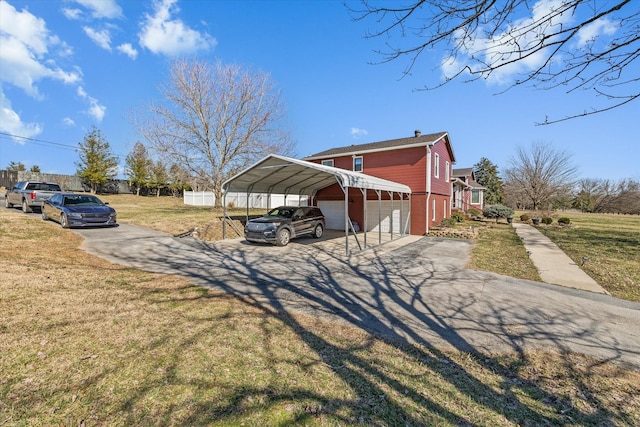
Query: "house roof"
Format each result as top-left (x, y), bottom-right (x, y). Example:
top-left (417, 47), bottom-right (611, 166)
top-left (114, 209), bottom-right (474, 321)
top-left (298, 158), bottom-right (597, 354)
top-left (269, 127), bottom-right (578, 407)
top-left (453, 168), bottom-right (473, 177)
top-left (304, 131), bottom-right (455, 162)
top-left (223, 154), bottom-right (411, 196)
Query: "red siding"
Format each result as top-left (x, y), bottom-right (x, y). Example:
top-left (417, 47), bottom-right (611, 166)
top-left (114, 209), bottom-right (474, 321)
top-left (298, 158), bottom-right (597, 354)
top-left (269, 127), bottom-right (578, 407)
top-left (310, 138), bottom-right (455, 235)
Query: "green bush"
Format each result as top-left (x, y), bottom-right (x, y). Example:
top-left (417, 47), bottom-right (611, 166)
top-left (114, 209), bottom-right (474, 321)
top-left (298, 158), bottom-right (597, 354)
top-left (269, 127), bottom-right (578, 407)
top-left (467, 208), bottom-right (483, 218)
top-left (483, 204), bottom-right (514, 221)
top-left (451, 211), bottom-right (465, 223)
top-left (558, 217), bottom-right (571, 225)
top-left (520, 214), bottom-right (531, 222)
top-left (439, 217), bottom-right (457, 228)
top-left (541, 217), bottom-right (553, 225)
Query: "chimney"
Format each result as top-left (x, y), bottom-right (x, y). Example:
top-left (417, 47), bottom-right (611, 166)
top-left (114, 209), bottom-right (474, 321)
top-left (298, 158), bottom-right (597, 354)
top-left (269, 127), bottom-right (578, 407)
top-left (414, 130), bottom-right (421, 137)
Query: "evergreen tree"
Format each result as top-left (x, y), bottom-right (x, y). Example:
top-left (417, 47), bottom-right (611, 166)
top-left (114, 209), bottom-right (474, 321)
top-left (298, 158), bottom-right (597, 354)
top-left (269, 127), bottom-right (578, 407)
top-left (76, 127), bottom-right (119, 194)
top-left (7, 161), bottom-right (26, 172)
top-left (125, 142), bottom-right (151, 196)
top-left (149, 160), bottom-right (168, 197)
top-left (473, 157), bottom-right (504, 205)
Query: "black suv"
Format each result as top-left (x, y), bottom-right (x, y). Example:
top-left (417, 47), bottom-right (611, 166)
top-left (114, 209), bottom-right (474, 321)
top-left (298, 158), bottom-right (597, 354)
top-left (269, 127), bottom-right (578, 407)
top-left (244, 206), bottom-right (325, 246)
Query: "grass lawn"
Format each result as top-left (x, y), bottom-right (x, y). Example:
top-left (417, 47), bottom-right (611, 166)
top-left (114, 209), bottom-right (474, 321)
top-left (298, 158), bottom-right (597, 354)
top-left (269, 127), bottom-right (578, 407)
top-left (2, 197), bottom-right (639, 425)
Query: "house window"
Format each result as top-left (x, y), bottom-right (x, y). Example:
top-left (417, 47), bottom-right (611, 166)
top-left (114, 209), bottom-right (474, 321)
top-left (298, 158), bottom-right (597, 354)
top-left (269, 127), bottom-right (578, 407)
top-left (434, 153), bottom-right (440, 178)
top-left (472, 190), bottom-right (480, 204)
top-left (321, 159), bottom-right (334, 167)
top-left (445, 161), bottom-right (450, 182)
top-left (432, 198), bottom-right (436, 221)
top-left (353, 156), bottom-right (363, 172)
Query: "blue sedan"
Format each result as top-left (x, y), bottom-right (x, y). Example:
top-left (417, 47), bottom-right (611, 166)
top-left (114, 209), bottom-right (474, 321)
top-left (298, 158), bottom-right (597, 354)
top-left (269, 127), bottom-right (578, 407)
top-left (42, 193), bottom-right (117, 228)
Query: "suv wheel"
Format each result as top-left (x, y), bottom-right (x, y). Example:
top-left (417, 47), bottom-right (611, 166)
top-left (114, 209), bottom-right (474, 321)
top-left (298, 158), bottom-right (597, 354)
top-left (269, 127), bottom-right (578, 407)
top-left (22, 200), bottom-right (33, 213)
top-left (312, 223), bottom-right (324, 238)
top-left (275, 228), bottom-right (291, 246)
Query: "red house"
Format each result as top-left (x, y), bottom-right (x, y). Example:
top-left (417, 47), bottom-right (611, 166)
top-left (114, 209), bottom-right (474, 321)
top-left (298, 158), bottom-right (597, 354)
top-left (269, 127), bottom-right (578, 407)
top-left (452, 168), bottom-right (486, 212)
top-left (304, 130), bottom-right (455, 235)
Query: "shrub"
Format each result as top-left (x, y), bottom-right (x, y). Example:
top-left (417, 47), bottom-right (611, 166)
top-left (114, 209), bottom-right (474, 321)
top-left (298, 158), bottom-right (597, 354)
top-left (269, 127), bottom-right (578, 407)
top-left (520, 214), bottom-right (531, 222)
top-left (451, 211), bottom-right (465, 223)
top-left (483, 204), bottom-right (514, 222)
top-left (439, 217), bottom-right (457, 228)
top-left (467, 208), bottom-right (483, 218)
top-left (558, 217), bottom-right (571, 225)
top-left (541, 216), bottom-right (553, 225)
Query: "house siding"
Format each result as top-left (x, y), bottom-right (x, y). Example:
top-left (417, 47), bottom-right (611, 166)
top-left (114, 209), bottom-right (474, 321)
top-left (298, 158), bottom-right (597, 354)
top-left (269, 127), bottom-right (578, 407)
top-left (309, 134), bottom-right (456, 236)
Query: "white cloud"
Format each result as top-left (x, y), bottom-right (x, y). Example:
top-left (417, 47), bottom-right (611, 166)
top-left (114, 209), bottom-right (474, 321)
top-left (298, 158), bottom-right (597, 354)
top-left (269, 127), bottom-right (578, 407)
top-left (117, 43), bottom-right (138, 59)
top-left (576, 18), bottom-right (618, 48)
top-left (83, 26), bottom-right (112, 50)
top-left (71, 0), bottom-right (122, 19)
top-left (350, 128), bottom-right (368, 139)
top-left (62, 117), bottom-right (76, 127)
top-left (442, 0), bottom-right (579, 85)
top-left (0, 2), bottom-right (81, 97)
top-left (77, 86), bottom-right (106, 122)
top-left (139, 0), bottom-right (216, 56)
top-left (61, 8), bottom-right (83, 20)
top-left (0, 90), bottom-right (42, 140)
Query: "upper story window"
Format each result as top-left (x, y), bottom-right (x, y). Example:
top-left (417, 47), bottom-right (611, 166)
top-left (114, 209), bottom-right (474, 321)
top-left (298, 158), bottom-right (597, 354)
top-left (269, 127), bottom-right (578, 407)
top-left (321, 159), bottom-right (334, 167)
top-left (353, 156), bottom-right (363, 172)
top-left (445, 161), bottom-right (450, 182)
top-left (434, 153), bottom-right (440, 178)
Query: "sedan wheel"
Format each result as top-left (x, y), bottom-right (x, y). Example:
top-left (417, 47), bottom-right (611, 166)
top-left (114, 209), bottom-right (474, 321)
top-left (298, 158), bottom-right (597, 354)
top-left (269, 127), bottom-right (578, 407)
top-left (60, 213), bottom-right (69, 228)
top-left (313, 223), bottom-right (324, 238)
top-left (275, 228), bottom-right (291, 246)
top-left (22, 200), bottom-right (32, 213)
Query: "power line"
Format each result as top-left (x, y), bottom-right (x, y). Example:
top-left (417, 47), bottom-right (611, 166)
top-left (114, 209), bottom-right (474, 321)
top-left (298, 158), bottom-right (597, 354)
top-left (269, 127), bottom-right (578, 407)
top-left (0, 131), bottom-right (127, 159)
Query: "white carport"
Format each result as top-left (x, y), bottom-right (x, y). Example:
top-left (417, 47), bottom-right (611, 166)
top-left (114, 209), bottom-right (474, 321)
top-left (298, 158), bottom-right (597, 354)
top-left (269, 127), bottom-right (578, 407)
top-left (222, 154), bottom-right (412, 256)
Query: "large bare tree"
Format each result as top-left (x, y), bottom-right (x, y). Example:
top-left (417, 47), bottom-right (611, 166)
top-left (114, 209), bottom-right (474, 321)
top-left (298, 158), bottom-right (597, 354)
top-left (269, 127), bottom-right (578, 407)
top-left (352, 1), bottom-right (639, 123)
top-left (504, 141), bottom-right (578, 210)
top-left (135, 59), bottom-right (295, 207)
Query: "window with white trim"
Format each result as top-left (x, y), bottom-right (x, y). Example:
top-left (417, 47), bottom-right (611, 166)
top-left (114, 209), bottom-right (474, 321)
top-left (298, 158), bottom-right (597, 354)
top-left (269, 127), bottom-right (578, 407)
top-left (353, 156), bottom-right (363, 172)
top-left (472, 190), bottom-right (480, 204)
top-left (434, 153), bottom-right (440, 178)
top-left (445, 161), bottom-right (450, 182)
top-left (321, 159), bottom-right (334, 167)
top-left (432, 198), bottom-right (436, 221)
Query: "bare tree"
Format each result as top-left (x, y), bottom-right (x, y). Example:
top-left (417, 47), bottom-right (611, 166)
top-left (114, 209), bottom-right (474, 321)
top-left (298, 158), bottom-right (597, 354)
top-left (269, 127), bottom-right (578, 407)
top-left (352, 1), bottom-right (640, 123)
top-left (504, 141), bottom-right (578, 210)
top-left (134, 59), bottom-right (295, 208)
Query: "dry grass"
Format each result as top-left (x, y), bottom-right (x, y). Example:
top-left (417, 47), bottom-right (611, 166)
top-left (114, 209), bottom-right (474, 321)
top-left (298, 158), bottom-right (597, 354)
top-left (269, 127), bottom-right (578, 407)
top-left (467, 222), bottom-right (541, 282)
top-left (527, 212), bottom-right (640, 302)
top-left (1, 202), bottom-right (640, 425)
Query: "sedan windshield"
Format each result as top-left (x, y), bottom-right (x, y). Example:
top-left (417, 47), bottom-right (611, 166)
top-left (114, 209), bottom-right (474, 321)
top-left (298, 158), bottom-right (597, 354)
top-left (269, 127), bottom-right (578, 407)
top-left (63, 195), bottom-right (103, 206)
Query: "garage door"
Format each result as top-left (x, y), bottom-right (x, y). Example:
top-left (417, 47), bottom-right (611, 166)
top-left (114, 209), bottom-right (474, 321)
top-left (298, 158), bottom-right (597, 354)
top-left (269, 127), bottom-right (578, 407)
top-left (317, 201), bottom-right (346, 230)
top-left (365, 200), bottom-right (410, 233)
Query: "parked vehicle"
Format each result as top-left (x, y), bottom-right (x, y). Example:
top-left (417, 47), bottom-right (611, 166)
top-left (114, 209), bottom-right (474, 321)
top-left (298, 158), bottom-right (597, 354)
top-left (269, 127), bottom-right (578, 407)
top-left (4, 181), bottom-right (62, 213)
top-left (41, 193), bottom-right (117, 228)
top-left (244, 206), bottom-right (325, 246)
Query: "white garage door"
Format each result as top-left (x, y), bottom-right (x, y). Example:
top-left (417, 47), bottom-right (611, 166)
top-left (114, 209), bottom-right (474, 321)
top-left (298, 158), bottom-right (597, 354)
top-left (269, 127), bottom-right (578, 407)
top-left (317, 201), bottom-right (346, 230)
top-left (365, 200), bottom-right (409, 233)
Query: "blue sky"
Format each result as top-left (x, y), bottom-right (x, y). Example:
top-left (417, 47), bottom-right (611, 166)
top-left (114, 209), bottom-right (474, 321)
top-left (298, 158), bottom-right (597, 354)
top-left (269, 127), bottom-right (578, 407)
top-left (1, 0), bottom-right (638, 181)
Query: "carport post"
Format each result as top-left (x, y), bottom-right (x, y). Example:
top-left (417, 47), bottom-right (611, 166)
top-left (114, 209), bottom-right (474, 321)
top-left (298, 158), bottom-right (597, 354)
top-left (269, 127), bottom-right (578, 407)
top-left (388, 191), bottom-right (394, 240)
top-left (223, 191), bottom-right (227, 239)
top-left (376, 190), bottom-right (382, 246)
top-left (360, 187), bottom-right (368, 249)
top-left (344, 185), bottom-right (349, 256)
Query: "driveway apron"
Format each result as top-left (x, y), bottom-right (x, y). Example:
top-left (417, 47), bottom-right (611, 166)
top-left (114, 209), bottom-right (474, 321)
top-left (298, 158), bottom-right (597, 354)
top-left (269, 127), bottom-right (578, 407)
top-left (75, 223), bottom-right (640, 369)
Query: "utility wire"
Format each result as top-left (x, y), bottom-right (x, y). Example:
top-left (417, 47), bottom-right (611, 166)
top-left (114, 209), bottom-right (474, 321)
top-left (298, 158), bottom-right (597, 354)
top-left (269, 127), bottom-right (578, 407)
top-left (0, 131), bottom-right (127, 158)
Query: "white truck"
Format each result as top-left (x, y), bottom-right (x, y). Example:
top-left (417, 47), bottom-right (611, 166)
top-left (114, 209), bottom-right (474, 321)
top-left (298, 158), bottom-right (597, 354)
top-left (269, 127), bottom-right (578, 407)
top-left (4, 181), bottom-right (63, 213)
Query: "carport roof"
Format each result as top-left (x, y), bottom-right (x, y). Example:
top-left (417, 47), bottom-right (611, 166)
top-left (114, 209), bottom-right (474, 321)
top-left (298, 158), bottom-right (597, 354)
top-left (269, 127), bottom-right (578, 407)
top-left (223, 154), bottom-right (411, 196)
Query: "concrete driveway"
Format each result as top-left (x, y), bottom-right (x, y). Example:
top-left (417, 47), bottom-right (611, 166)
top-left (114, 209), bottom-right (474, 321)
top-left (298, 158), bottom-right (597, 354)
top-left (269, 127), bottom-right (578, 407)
top-left (72, 222), bottom-right (640, 369)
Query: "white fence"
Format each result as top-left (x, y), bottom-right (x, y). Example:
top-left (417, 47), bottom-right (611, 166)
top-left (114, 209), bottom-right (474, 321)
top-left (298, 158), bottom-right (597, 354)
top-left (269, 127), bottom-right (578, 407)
top-left (184, 191), bottom-right (307, 208)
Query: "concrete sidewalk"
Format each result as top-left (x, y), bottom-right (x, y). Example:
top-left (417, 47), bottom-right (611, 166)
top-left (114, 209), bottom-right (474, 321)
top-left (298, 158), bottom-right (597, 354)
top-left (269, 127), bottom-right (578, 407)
top-left (512, 223), bottom-right (608, 294)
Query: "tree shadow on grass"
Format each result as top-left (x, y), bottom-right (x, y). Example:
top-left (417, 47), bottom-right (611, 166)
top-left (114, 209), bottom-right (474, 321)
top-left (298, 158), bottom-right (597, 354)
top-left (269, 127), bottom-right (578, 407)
top-left (75, 233), bottom-right (640, 425)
